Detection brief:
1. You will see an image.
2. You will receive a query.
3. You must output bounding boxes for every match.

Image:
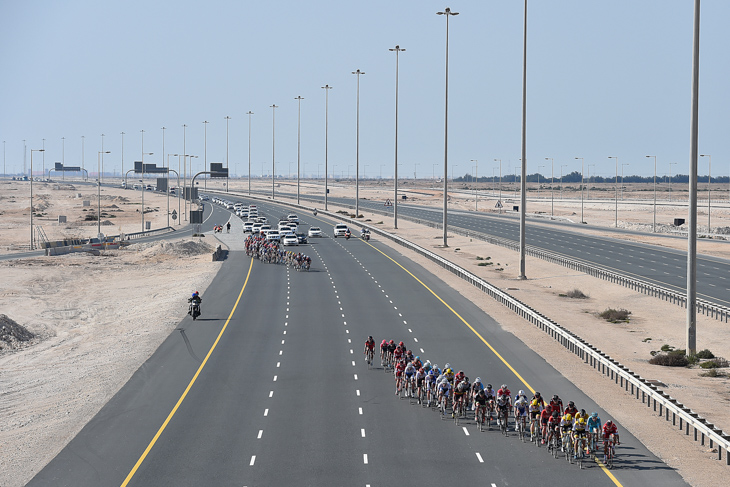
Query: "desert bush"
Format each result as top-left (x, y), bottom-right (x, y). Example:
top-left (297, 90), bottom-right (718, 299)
top-left (695, 349), bottom-right (715, 359)
top-left (699, 369), bottom-right (724, 378)
top-left (599, 308), bottom-right (631, 323)
top-left (660, 344), bottom-right (674, 352)
top-left (566, 289), bottom-right (588, 299)
top-left (649, 353), bottom-right (689, 367)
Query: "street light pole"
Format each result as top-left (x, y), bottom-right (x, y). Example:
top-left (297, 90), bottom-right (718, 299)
top-left (295, 96), bottom-right (304, 205)
top-left (609, 156), bottom-right (618, 226)
top-left (322, 85), bottom-right (332, 211)
top-left (30, 148), bottom-right (44, 249)
top-left (225, 116), bottom-right (231, 192)
top-left (119, 132), bottom-right (124, 182)
top-left (687, 0), bottom-right (700, 355)
top-left (141, 150), bottom-right (153, 232)
top-left (575, 157), bottom-right (584, 223)
top-left (182, 124), bottom-right (187, 221)
top-left (701, 154), bottom-right (711, 233)
top-left (352, 69), bottom-right (365, 218)
top-left (97, 150), bottom-right (110, 236)
top-left (270, 105), bottom-right (278, 199)
top-left (389, 45), bottom-right (405, 229)
top-left (545, 157), bottom-right (553, 216)
top-left (203, 120), bottom-right (208, 191)
top-left (246, 111), bottom-right (253, 195)
top-left (646, 155), bottom-right (657, 232)
top-left (518, 0), bottom-right (528, 279)
top-left (437, 6), bottom-right (458, 247)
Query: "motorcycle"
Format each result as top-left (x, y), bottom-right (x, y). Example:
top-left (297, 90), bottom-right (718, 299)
top-left (360, 230), bottom-right (370, 241)
top-left (189, 301), bottom-right (201, 320)
top-left (313, 209), bottom-right (318, 216)
top-left (345, 232), bottom-right (351, 240)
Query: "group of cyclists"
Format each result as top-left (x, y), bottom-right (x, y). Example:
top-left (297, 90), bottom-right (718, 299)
top-left (364, 336), bottom-right (621, 467)
top-left (244, 234), bottom-right (311, 270)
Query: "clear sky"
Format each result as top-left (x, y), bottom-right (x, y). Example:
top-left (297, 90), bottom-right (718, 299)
top-left (1, 1), bottom-right (728, 181)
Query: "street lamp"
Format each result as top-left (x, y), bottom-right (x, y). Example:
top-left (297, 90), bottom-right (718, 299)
top-left (167, 153), bottom-right (180, 227)
top-left (96, 150), bottom-right (110, 236)
top-left (270, 105), bottom-right (278, 199)
top-left (545, 157), bottom-right (553, 216)
top-left (646, 155), bottom-right (657, 232)
top-left (471, 159), bottom-right (478, 211)
top-left (669, 162), bottom-right (677, 202)
top-left (225, 116), bottom-right (231, 192)
top-left (322, 84), bottom-right (332, 210)
top-left (203, 120), bottom-right (208, 191)
top-left (575, 157), bottom-right (584, 223)
top-left (100, 134), bottom-right (105, 183)
top-left (141, 151), bottom-right (153, 232)
top-left (437, 6), bottom-right (458, 247)
top-left (701, 154), bottom-right (711, 232)
top-left (451, 164), bottom-right (458, 182)
top-left (246, 111), bottom-right (253, 195)
top-left (352, 69), bottom-right (365, 217)
top-left (389, 45), bottom-right (405, 229)
top-left (30, 148), bottom-right (45, 249)
top-left (609, 156), bottom-right (618, 227)
top-left (119, 132), bottom-right (124, 182)
top-left (295, 96), bottom-right (304, 205)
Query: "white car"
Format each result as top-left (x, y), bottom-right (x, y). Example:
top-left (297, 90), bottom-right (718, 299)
top-left (252, 223), bottom-right (264, 234)
top-left (308, 227), bottom-right (322, 238)
top-left (333, 223), bottom-right (349, 237)
top-left (265, 230), bottom-right (281, 242)
top-left (287, 214), bottom-right (299, 223)
top-left (278, 221), bottom-right (292, 232)
top-left (282, 233), bottom-right (299, 246)
top-left (243, 221), bottom-right (254, 233)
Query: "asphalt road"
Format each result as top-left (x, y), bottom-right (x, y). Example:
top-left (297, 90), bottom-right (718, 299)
top-left (266, 189), bottom-right (730, 308)
top-left (27, 199), bottom-right (687, 486)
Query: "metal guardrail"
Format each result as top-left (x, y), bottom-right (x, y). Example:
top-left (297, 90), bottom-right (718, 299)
top-left (214, 189), bottom-right (730, 464)
top-left (114, 226), bottom-right (176, 241)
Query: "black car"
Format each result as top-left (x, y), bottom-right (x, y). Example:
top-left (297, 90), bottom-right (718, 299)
top-left (296, 233), bottom-right (308, 244)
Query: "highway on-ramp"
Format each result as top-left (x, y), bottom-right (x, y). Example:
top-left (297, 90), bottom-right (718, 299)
top-left (27, 199), bottom-right (687, 486)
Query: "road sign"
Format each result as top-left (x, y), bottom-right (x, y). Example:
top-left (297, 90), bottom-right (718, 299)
top-left (385, 198), bottom-right (392, 207)
top-left (495, 200), bottom-right (503, 209)
top-left (171, 210), bottom-right (177, 221)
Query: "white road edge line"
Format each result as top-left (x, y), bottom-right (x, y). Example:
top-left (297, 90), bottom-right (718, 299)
top-left (476, 452), bottom-right (484, 463)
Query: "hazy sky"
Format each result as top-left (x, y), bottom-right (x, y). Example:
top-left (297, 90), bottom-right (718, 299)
top-left (1, 1), bottom-right (728, 180)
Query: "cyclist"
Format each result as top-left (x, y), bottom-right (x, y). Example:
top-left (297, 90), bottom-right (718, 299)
top-left (364, 336), bottom-right (375, 364)
top-left (484, 383), bottom-right (496, 420)
top-left (546, 409), bottom-right (561, 448)
top-left (514, 395), bottom-right (529, 433)
top-left (425, 370), bottom-right (438, 406)
top-left (587, 412), bottom-right (602, 451)
top-left (393, 344), bottom-right (404, 364)
top-left (573, 417), bottom-right (589, 458)
top-left (549, 394), bottom-right (564, 416)
top-left (575, 408), bottom-right (589, 423)
top-left (497, 384), bottom-right (512, 407)
top-left (444, 367), bottom-right (455, 384)
top-left (423, 360), bottom-right (432, 373)
top-left (564, 400), bottom-right (579, 418)
top-left (394, 360), bottom-right (405, 395)
top-left (602, 420), bottom-right (620, 456)
top-left (380, 340), bottom-right (389, 367)
top-left (437, 378), bottom-right (452, 412)
top-left (404, 361), bottom-right (416, 397)
top-left (495, 394), bottom-right (511, 430)
top-left (539, 405), bottom-right (553, 444)
top-left (474, 388), bottom-right (488, 424)
top-left (453, 376), bottom-right (470, 417)
top-left (530, 391), bottom-right (547, 409)
top-left (412, 355), bottom-right (422, 369)
top-left (529, 397), bottom-right (542, 439)
top-left (515, 389), bottom-right (528, 402)
top-left (405, 349), bottom-right (415, 363)
top-left (387, 340), bottom-right (397, 365)
top-left (431, 363), bottom-right (441, 378)
top-left (471, 377), bottom-right (485, 410)
top-left (560, 413), bottom-right (574, 452)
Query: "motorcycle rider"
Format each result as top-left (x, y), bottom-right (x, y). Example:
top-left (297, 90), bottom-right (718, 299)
top-left (188, 291), bottom-right (202, 315)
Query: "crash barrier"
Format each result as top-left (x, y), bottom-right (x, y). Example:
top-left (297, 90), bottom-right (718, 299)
top-left (45, 240), bottom-right (121, 255)
top-left (210, 189), bottom-right (730, 464)
top-left (112, 226), bottom-right (176, 241)
top-left (302, 194), bottom-right (730, 324)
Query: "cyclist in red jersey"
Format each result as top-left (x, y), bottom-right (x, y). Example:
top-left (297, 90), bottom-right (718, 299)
top-left (539, 405), bottom-right (553, 444)
top-left (564, 400), bottom-right (578, 418)
top-left (602, 420), bottom-right (620, 445)
top-left (364, 336), bottom-right (375, 365)
top-left (394, 360), bottom-right (405, 395)
top-left (549, 394), bottom-right (564, 415)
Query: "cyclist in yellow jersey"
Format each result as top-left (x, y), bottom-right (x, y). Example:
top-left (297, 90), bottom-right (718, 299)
top-left (559, 413), bottom-right (574, 452)
top-left (572, 417), bottom-right (589, 457)
top-left (575, 408), bottom-right (589, 423)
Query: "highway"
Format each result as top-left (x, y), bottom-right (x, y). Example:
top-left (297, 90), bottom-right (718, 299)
top-left (26, 199), bottom-right (687, 486)
top-left (271, 190), bottom-right (730, 308)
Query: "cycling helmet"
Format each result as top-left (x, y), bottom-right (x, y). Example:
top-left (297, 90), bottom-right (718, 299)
top-left (418, 368), bottom-right (424, 373)
top-left (606, 420), bottom-right (613, 426)
top-left (389, 340), bottom-right (395, 345)
top-left (552, 411), bottom-right (559, 418)
top-left (457, 370), bottom-right (464, 376)
top-left (446, 368), bottom-right (452, 374)
top-left (569, 401), bottom-right (575, 407)
top-left (518, 390), bottom-right (525, 397)
top-left (399, 341), bottom-right (404, 347)
top-left (477, 389), bottom-right (485, 395)
top-left (487, 384), bottom-right (492, 389)
top-left (381, 339), bottom-right (387, 345)
top-left (535, 391), bottom-right (541, 398)
top-left (444, 363), bottom-right (451, 369)
top-left (368, 336), bottom-right (373, 341)
top-left (531, 399), bottom-right (539, 406)
top-left (564, 414), bottom-right (572, 421)
top-left (552, 394), bottom-right (559, 401)
top-left (475, 377), bottom-right (482, 383)
top-left (591, 412), bottom-right (598, 418)
top-left (516, 397), bottom-right (526, 405)
top-left (501, 384), bottom-right (507, 390)
top-left (407, 350), bottom-right (412, 355)
top-left (415, 356), bottom-right (420, 361)
top-left (464, 377), bottom-right (469, 383)
top-left (578, 418), bottom-right (586, 425)
top-left (428, 370), bottom-right (435, 376)
top-left (580, 409), bottom-right (586, 416)
top-left (546, 405), bottom-right (552, 412)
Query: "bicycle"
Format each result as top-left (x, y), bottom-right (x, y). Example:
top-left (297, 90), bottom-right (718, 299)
top-left (453, 397), bottom-right (465, 425)
top-left (563, 432), bottom-right (574, 463)
top-left (550, 430), bottom-right (560, 459)
top-left (516, 415), bottom-right (527, 442)
top-left (365, 348), bottom-right (374, 368)
top-left (498, 408), bottom-right (509, 436)
top-left (440, 394), bottom-right (448, 420)
top-left (476, 404), bottom-right (487, 432)
top-left (575, 433), bottom-right (588, 469)
top-left (603, 438), bottom-right (615, 469)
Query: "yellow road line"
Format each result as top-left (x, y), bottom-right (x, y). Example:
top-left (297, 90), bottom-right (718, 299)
top-left (121, 257), bottom-right (254, 486)
top-left (364, 240), bottom-right (625, 487)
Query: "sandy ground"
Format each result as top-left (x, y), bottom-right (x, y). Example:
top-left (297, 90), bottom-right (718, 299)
top-left (1, 176), bottom-right (729, 486)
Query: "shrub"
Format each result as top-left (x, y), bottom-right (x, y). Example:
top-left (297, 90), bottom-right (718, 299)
top-left (695, 349), bottom-right (715, 359)
top-left (476, 256), bottom-right (484, 260)
top-left (660, 344), bottom-right (674, 352)
top-left (699, 368), bottom-right (724, 378)
top-left (599, 308), bottom-right (631, 323)
top-left (649, 353), bottom-right (689, 367)
top-left (700, 361), bottom-right (718, 369)
top-left (566, 289), bottom-right (588, 299)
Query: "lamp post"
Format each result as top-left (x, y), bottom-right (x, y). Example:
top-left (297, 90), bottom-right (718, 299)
top-left (96, 150), bottom-right (110, 236)
top-left (414, 163), bottom-right (419, 180)
top-left (246, 111), bottom-right (253, 195)
top-left (560, 164), bottom-right (567, 201)
top-left (167, 153), bottom-right (180, 227)
top-left (494, 158), bottom-right (502, 213)
top-left (141, 150), bottom-right (153, 232)
top-left (518, 0), bottom-right (528, 280)
top-left (621, 163), bottom-right (629, 201)
top-left (545, 157), bottom-right (553, 216)
top-left (669, 162), bottom-right (677, 202)
top-left (322, 85), bottom-right (332, 211)
top-left (182, 124), bottom-right (187, 220)
top-left (609, 156), bottom-right (618, 226)
top-left (225, 116), bottom-right (231, 192)
top-left (352, 69), bottom-right (365, 217)
top-left (295, 95), bottom-right (304, 205)
top-left (100, 134), bottom-right (105, 183)
top-left (687, 0), bottom-right (700, 355)
top-left (203, 120), bottom-right (208, 191)
top-left (42, 139), bottom-right (46, 180)
top-left (701, 154), bottom-right (711, 232)
top-left (575, 157), bottom-right (584, 223)
top-left (471, 159), bottom-right (478, 211)
top-left (646, 155), bottom-right (657, 232)
top-left (119, 132), bottom-right (124, 182)
top-left (30, 148), bottom-right (45, 249)
top-left (437, 6), bottom-right (458, 247)
top-left (389, 45), bottom-right (405, 229)
top-left (270, 105), bottom-right (278, 199)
